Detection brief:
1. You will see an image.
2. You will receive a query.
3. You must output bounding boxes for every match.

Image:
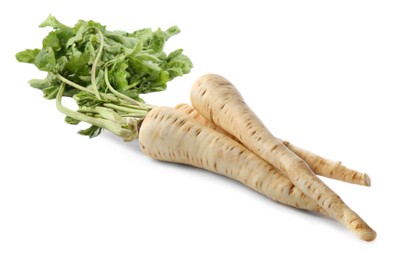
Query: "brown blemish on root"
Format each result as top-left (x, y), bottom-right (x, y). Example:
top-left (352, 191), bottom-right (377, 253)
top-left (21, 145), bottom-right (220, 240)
top-left (270, 145), bottom-right (279, 152)
top-left (288, 185), bottom-right (295, 195)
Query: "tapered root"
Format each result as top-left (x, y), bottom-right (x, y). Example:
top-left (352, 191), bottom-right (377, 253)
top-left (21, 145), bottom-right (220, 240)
top-left (281, 140), bottom-right (371, 187)
top-left (139, 106), bottom-right (328, 215)
top-left (176, 103), bottom-right (371, 187)
top-left (190, 74), bottom-right (376, 241)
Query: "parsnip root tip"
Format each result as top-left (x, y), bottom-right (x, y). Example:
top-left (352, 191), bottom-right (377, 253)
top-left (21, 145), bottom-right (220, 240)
top-left (364, 174), bottom-right (371, 187)
top-left (360, 230), bottom-right (377, 242)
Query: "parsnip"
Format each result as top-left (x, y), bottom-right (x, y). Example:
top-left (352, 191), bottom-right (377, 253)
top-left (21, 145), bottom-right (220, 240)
top-left (20, 16), bottom-right (376, 243)
top-left (280, 141), bottom-right (371, 186)
top-left (190, 74), bottom-right (376, 241)
top-left (175, 103), bottom-right (371, 186)
top-left (139, 106), bottom-right (327, 214)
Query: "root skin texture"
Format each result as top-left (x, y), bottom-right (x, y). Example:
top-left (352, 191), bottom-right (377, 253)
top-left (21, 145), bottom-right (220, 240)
top-left (139, 107), bottom-right (326, 216)
top-left (281, 141), bottom-right (371, 186)
top-left (190, 74), bottom-right (376, 241)
top-left (175, 103), bottom-right (371, 186)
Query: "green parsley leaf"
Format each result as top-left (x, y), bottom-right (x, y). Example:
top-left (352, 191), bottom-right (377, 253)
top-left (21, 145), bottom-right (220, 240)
top-left (17, 15), bottom-right (192, 140)
top-left (15, 49), bottom-right (41, 63)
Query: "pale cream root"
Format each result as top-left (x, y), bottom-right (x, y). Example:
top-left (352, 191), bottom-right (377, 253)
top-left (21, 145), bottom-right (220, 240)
top-left (280, 141), bottom-right (371, 186)
top-left (139, 106), bottom-right (327, 215)
top-left (175, 103), bottom-right (371, 186)
top-left (190, 74), bottom-right (376, 241)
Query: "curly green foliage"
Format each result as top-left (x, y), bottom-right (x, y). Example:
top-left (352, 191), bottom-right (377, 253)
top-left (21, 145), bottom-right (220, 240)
top-left (16, 15), bottom-right (193, 140)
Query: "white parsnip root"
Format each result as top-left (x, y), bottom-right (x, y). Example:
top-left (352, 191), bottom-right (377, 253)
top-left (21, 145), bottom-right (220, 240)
top-left (175, 103), bottom-right (371, 186)
top-left (280, 141), bottom-right (371, 186)
top-left (190, 74), bottom-right (376, 241)
top-left (139, 106), bottom-right (328, 215)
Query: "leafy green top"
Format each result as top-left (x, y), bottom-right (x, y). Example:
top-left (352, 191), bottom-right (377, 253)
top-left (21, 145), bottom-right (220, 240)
top-left (16, 15), bottom-right (192, 140)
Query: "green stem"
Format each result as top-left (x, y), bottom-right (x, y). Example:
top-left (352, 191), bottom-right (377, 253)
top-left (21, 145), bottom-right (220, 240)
top-left (104, 67), bottom-right (139, 105)
top-left (118, 102), bottom-right (155, 111)
top-left (103, 103), bottom-right (148, 117)
top-left (56, 83), bottom-right (138, 141)
top-left (56, 83), bottom-right (96, 124)
top-left (57, 73), bottom-right (142, 109)
top-left (125, 79), bottom-right (142, 90)
top-left (56, 74), bottom-right (94, 94)
top-left (91, 29), bottom-right (104, 100)
top-left (104, 68), bottom-right (155, 110)
top-left (77, 107), bottom-right (97, 113)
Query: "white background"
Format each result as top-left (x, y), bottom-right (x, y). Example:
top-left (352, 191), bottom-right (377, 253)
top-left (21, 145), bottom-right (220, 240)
top-left (1, 0), bottom-right (403, 259)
